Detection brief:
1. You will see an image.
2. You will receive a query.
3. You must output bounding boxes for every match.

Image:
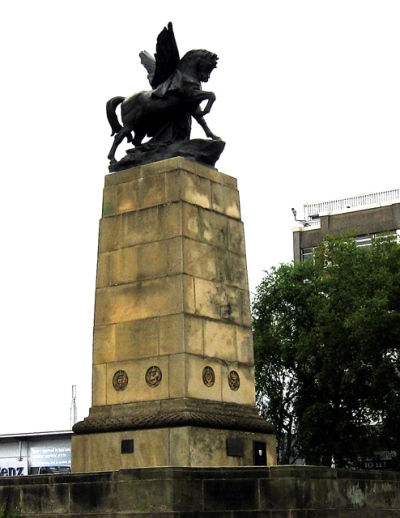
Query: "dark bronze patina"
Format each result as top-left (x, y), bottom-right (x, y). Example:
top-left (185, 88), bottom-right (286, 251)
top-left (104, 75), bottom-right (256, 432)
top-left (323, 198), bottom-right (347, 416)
top-left (107, 23), bottom-right (224, 171)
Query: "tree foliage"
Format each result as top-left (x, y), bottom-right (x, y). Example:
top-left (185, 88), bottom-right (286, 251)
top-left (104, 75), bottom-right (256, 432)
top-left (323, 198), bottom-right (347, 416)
top-left (253, 236), bottom-right (400, 467)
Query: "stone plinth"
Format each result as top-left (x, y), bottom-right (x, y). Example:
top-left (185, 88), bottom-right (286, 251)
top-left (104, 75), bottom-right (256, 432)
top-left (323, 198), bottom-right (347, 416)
top-left (72, 157), bottom-right (275, 471)
top-left (1, 467), bottom-right (400, 516)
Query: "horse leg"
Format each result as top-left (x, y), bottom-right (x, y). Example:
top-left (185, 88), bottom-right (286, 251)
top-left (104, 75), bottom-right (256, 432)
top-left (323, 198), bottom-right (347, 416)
top-left (190, 91), bottom-right (216, 117)
top-left (132, 129), bottom-right (146, 147)
top-left (200, 94), bottom-right (215, 117)
top-left (187, 90), bottom-right (220, 139)
top-left (193, 108), bottom-right (221, 140)
top-left (108, 126), bottom-right (134, 162)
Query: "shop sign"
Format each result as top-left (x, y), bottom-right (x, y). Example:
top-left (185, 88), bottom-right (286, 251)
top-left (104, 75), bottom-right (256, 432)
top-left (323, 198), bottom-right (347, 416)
top-left (0, 460), bottom-right (26, 476)
top-left (30, 441), bottom-right (71, 467)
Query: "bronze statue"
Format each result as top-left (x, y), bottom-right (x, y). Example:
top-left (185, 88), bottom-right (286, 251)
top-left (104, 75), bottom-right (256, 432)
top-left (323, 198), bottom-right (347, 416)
top-left (106, 23), bottom-right (224, 171)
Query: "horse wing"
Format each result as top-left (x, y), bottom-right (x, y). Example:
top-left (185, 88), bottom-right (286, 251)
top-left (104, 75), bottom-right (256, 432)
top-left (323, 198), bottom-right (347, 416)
top-left (139, 50), bottom-right (155, 86)
top-left (151, 22), bottom-right (180, 88)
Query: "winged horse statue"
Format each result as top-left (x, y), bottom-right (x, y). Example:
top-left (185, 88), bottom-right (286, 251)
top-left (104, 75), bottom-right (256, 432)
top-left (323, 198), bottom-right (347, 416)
top-left (106, 22), bottom-right (223, 169)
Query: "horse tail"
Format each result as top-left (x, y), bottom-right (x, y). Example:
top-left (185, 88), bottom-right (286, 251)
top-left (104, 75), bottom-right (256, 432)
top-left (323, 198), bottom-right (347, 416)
top-left (106, 96), bottom-right (125, 136)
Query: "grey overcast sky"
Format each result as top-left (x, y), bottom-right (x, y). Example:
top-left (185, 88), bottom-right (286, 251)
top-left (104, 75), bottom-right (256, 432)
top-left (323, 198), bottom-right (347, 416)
top-left (1, 0), bottom-right (399, 433)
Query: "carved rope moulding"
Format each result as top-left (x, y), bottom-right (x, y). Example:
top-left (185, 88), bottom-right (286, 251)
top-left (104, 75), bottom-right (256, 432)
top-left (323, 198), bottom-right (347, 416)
top-left (113, 370), bottom-right (129, 391)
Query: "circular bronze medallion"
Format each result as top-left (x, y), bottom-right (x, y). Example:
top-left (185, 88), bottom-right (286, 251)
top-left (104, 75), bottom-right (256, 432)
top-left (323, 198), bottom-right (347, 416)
top-left (145, 366), bottom-right (162, 387)
top-left (202, 366), bottom-right (215, 387)
top-left (228, 370), bottom-right (240, 391)
top-left (113, 370), bottom-right (128, 391)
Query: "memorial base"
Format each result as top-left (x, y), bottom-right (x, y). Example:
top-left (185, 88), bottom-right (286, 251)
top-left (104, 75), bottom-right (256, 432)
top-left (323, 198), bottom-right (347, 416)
top-left (72, 425), bottom-right (276, 472)
top-left (72, 157), bottom-right (276, 474)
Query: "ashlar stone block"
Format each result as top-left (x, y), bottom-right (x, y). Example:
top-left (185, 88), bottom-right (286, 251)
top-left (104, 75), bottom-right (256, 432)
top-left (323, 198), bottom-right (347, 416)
top-left (203, 320), bottom-right (237, 362)
top-left (110, 238), bottom-right (182, 285)
top-left (98, 217), bottom-right (119, 253)
top-left (182, 203), bottom-right (230, 249)
top-left (183, 238), bottom-right (217, 281)
top-left (94, 275), bottom-right (184, 326)
top-left (228, 218), bottom-right (246, 254)
top-left (193, 278), bottom-right (225, 321)
top-left (186, 354), bottom-right (223, 401)
top-left (184, 315), bottom-right (204, 355)
top-left (160, 314), bottom-right (185, 355)
top-left (158, 202), bottom-right (182, 242)
top-left (181, 170), bottom-right (212, 209)
top-left (114, 318), bottom-right (159, 361)
top-left (92, 363), bottom-right (107, 406)
top-left (116, 174), bottom-right (165, 214)
top-left (168, 353), bottom-right (186, 399)
top-left (215, 248), bottom-right (249, 289)
top-left (221, 363), bottom-right (256, 406)
top-left (236, 326), bottom-right (255, 364)
top-left (211, 182), bottom-right (241, 219)
top-left (96, 252), bottom-right (110, 288)
top-left (119, 207), bottom-right (159, 248)
top-left (93, 324), bottom-right (115, 365)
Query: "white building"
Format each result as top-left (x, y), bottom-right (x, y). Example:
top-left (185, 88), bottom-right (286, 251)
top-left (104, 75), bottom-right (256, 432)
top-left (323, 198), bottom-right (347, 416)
top-left (0, 430), bottom-right (72, 476)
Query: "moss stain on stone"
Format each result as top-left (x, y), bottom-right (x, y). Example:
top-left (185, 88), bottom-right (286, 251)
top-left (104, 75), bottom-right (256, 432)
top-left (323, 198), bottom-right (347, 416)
top-left (347, 484), bottom-right (365, 506)
top-left (103, 202), bottom-right (114, 217)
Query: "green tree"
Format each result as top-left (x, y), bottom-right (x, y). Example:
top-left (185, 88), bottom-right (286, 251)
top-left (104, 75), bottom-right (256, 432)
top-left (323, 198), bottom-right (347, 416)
top-left (0, 503), bottom-right (20, 518)
top-left (253, 236), bottom-right (400, 467)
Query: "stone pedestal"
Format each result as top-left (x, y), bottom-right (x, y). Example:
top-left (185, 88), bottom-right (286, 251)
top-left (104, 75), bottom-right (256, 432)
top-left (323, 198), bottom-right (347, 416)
top-left (2, 467), bottom-right (400, 516)
top-left (72, 157), bottom-right (275, 472)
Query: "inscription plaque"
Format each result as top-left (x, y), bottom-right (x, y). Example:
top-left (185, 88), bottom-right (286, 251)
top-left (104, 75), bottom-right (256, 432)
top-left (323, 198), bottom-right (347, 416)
top-left (226, 438), bottom-right (244, 457)
top-left (121, 439), bottom-right (134, 454)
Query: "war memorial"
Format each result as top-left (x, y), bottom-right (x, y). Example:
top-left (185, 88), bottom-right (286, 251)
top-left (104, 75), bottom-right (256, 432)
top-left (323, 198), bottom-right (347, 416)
top-left (0, 23), bottom-right (399, 517)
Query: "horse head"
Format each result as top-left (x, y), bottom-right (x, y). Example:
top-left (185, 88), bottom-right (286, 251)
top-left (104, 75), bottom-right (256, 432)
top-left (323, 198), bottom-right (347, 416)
top-left (179, 49), bottom-right (218, 83)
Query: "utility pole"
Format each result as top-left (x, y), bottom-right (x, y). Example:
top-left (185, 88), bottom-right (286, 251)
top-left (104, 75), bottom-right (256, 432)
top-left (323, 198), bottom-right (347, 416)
top-left (70, 385), bottom-right (77, 429)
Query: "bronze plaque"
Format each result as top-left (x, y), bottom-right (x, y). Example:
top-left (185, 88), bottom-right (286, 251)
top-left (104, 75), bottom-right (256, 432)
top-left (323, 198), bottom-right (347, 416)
top-left (202, 366), bottom-right (215, 387)
top-left (228, 370), bottom-right (240, 391)
top-left (113, 370), bottom-right (128, 391)
top-left (145, 366), bottom-right (162, 387)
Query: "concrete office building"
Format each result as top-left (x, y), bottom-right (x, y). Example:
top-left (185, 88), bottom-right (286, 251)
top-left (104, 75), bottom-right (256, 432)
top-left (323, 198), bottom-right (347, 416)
top-left (293, 188), bottom-right (400, 262)
top-left (291, 188), bottom-right (400, 472)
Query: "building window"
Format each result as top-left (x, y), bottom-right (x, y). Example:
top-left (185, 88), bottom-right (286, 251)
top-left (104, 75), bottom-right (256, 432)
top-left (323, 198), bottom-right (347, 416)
top-left (301, 247), bottom-right (315, 262)
top-left (300, 230), bottom-right (400, 262)
top-left (354, 235), bottom-right (372, 249)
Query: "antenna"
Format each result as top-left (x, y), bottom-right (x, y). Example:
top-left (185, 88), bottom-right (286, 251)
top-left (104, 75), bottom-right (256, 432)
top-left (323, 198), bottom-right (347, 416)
top-left (291, 207), bottom-right (311, 227)
top-left (70, 385), bottom-right (77, 429)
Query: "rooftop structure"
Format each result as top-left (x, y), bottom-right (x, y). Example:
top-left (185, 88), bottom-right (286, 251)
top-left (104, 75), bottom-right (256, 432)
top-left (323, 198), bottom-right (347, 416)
top-left (293, 188), bottom-right (400, 262)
